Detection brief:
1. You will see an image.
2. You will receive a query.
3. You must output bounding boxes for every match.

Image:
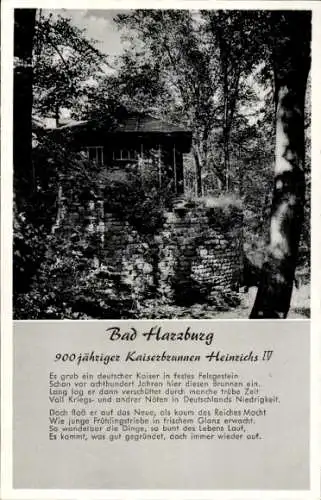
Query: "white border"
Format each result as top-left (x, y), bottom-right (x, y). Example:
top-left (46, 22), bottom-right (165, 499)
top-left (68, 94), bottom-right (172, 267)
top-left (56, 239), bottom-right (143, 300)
top-left (1, 2), bottom-right (14, 500)
top-left (310, 6), bottom-right (321, 500)
top-left (1, 1), bottom-right (320, 499)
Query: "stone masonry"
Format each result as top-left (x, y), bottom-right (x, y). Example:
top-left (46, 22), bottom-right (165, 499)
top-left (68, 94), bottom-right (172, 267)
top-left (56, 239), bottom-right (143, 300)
top-left (157, 199), bottom-right (243, 304)
top-left (99, 198), bottom-right (243, 306)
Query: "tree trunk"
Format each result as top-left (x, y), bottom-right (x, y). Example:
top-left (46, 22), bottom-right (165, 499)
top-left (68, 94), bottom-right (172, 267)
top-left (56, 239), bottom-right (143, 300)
top-left (223, 130), bottom-right (230, 192)
top-left (250, 12), bottom-right (311, 318)
top-left (238, 144), bottom-right (243, 197)
top-left (193, 146), bottom-right (203, 197)
top-left (222, 72), bottom-right (230, 192)
top-left (55, 101), bottom-right (60, 127)
top-left (51, 184), bottom-right (65, 233)
top-left (14, 9), bottom-right (36, 207)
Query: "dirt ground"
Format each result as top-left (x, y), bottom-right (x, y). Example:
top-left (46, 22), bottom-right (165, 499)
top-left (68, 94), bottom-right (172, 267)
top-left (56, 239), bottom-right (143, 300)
top-left (139, 283), bottom-right (310, 319)
top-left (214, 284), bottom-right (310, 319)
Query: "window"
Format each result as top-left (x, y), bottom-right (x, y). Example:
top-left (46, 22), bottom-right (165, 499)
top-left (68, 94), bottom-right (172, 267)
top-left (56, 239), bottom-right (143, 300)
top-left (112, 148), bottom-right (139, 161)
top-left (87, 146), bottom-right (104, 165)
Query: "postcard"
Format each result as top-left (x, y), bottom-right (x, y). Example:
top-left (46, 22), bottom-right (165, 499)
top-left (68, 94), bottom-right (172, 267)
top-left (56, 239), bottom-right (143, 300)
top-left (1, 1), bottom-right (320, 499)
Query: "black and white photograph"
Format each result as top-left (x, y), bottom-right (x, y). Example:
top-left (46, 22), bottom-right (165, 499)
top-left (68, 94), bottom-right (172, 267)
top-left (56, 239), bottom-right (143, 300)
top-left (13, 8), bottom-right (311, 320)
top-left (4, 4), bottom-right (319, 496)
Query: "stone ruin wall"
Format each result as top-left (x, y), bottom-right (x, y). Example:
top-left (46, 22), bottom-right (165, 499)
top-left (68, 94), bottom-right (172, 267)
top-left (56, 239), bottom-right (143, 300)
top-left (99, 200), bottom-right (243, 305)
top-left (157, 202), bottom-right (243, 304)
top-left (102, 213), bottom-right (156, 302)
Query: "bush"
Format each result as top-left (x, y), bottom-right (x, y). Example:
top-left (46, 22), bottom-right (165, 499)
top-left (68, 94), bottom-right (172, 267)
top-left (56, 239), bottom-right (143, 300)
top-left (13, 204), bottom-right (48, 297)
top-left (101, 165), bottom-right (175, 234)
top-left (14, 229), bottom-right (135, 319)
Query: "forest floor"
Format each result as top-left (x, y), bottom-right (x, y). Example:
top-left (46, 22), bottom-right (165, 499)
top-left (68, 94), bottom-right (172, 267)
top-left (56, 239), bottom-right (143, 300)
top-left (139, 283), bottom-right (310, 319)
top-left (215, 283), bottom-right (310, 319)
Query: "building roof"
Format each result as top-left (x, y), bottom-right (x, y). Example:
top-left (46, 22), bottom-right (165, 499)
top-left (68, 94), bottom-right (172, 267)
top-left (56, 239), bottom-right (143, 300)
top-left (111, 113), bottom-right (190, 135)
top-left (55, 113), bottom-right (191, 136)
top-left (48, 112), bottom-right (192, 153)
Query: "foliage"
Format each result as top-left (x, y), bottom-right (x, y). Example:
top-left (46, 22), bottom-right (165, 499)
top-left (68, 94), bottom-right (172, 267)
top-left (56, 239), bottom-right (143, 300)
top-left (114, 10), bottom-right (270, 195)
top-left (174, 193), bottom-right (243, 235)
top-left (101, 165), bottom-right (175, 234)
top-left (14, 229), bottom-right (134, 319)
top-left (13, 205), bottom-right (48, 297)
top-left (33, 11), bottom-right (108, 123)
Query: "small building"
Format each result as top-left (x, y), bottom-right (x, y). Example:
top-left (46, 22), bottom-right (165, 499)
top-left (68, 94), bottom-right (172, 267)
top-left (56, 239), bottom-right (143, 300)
top-left (52, 111), bottom-right (192, 194)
